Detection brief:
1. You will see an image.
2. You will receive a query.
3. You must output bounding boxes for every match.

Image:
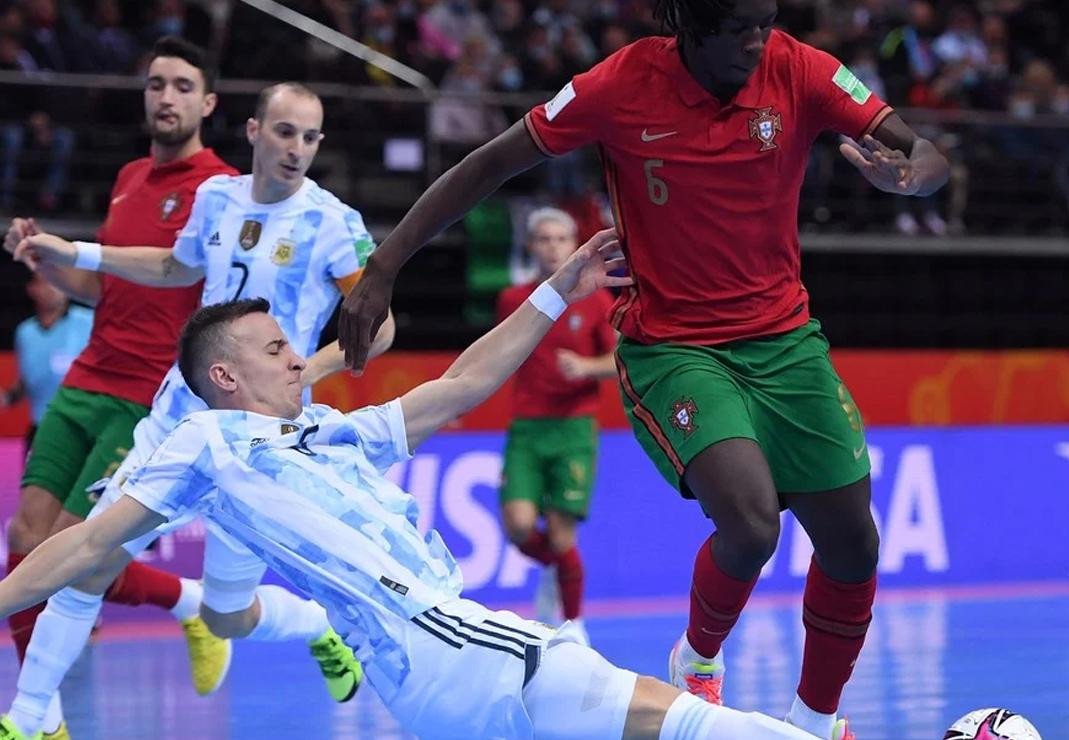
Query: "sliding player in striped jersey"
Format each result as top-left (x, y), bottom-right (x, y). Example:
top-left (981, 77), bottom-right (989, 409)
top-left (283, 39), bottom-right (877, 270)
top-left (0, 233), bottom-right (818, 739)
top-left (4, 82), bottom-right (394, 739)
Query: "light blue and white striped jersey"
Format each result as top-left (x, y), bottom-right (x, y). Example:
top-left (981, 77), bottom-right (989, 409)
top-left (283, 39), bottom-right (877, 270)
top-left (136, 174), bottom-right (375, 453)
top-left (122, 400), bottom-right (463, 690)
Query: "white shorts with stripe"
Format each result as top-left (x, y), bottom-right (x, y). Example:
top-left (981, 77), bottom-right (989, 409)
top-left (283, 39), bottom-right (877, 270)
top-left (360, 598), bottom-right (637, 740)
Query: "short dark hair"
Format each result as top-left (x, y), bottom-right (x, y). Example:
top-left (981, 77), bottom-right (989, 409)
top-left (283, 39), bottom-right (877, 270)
top-left (253, 81), bottom-right (320, 121)
top-left (178, 299), bottom-right (270, 400)
top-left (149, 36), bottom-right (217, 93)
top-left (653, 0), bottom-right (736, 45)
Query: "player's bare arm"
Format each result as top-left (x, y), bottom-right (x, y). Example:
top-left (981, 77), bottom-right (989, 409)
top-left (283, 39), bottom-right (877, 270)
top-left (0, 496), bottom-right (165, 619)
top-left (302, 309), bottom-right (396, 386)
top-left (5, 218), bottom-right (102, 305)
top-left (400, 230), bottom-right (629, 450)
top-left (14, 233), bottom-right (204, 287)
top-left (839, 113), bottom-right (949, 197)
top-left (339, 120), bottom-right (548, 370)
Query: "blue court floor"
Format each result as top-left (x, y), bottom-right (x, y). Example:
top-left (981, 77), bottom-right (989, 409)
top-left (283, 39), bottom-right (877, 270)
top-left (1, 589), bottom-right (1066, 739)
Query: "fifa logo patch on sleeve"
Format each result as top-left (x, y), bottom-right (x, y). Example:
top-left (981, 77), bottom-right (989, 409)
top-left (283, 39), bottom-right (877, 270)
top-left (545, 81), bottom-right (576, 121)
top-left (832, 65), bottom-right (872, 105)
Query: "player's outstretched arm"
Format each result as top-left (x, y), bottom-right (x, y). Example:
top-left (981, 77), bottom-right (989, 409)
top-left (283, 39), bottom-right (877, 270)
top-left (400, 229), bottom-right (630, 450)
top-left (14, 233), bottom-right (204, 287)
top-left (302, 309), bottom-right (396, 386)
top-left (338, 120), bottom-right (549, 371)
top-left (0, 496), bottom-right (165, 619)
top-left (839, 113), bottom-right (949, 197)
top-left (5, 218), bottom-right (102, 304)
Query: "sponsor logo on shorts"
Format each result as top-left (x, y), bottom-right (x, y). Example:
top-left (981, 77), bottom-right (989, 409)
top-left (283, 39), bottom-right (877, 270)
top-left (669, 398), bottom-right (699, 437)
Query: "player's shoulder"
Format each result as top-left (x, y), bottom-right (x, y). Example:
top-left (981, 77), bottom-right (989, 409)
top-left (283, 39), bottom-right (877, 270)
top-left (302, 180), bottom-right (364, 222)
top-left (113, 156), bottom-right (153, 184)
top-left (194, 172), bottom-right (248, 196)
top-left (195, 148), bottom-right (240, 177)
top-left (607, 36), bottom-right (672, 71)
top-left (767, 28), bottom-right (829, 68)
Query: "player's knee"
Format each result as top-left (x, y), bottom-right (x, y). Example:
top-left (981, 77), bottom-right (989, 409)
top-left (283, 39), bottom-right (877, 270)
top-left (818, 519), bottom-right (880, 582)
top-left (200, 604), bottom-right (256, 639)
top-left (504, 520), bottom-right (537, 547)
top-left (721, 512), bottom-right (780, 572)
top-left (545, 516), bottom-right (577, 553)
top-left (6, 510), bottom-right (49, 553)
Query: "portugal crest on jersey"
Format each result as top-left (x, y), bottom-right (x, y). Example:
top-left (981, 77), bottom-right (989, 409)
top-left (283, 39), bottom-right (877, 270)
top-left (270, 239), bottom-right (296, 266)
top-left (749, 107), bottom-right (783, 152)
top-left (239, 220), bottom-right (262, 250)
top-left (160, 192), bottom-right (181, 220)
top-left (669, 398), bottom-right (699, 437)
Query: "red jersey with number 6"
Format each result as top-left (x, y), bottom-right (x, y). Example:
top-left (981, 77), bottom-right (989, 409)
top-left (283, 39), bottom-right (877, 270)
top-left (524, 31), bottom-right (892, 345)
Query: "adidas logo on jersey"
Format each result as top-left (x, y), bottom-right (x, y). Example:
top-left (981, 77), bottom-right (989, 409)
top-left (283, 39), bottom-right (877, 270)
top-left (208, 231), bottom-right (221, 246)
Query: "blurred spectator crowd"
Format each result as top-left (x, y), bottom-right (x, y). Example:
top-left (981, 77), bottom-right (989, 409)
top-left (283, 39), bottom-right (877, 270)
top-left (1, 0), bottom-right (1068, 233)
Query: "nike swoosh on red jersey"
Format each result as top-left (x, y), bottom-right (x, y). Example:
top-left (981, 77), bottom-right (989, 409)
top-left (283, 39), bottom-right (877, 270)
top-left (641, 129), bottom-right (678, 142)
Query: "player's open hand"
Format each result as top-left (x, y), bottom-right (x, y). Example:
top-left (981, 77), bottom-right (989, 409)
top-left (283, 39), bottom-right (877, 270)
top-left (13, 232), bottom-right (76, 271)
top-left (4, 217), bottom-right (39, 257)
top-left (546, 228), bottom-right (631, 305)
top-left (338, 258), bottom-right (393, 373)
top-left (839, 135), bottom-right (920, 195)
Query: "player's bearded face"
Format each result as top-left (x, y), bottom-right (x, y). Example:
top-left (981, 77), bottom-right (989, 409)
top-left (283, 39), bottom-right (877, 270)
top-left (144, 56), bottom-right (214, 146)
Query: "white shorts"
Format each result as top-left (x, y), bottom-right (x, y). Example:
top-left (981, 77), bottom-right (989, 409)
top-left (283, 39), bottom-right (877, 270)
top-left (361, 599), bottom-right (637, 740)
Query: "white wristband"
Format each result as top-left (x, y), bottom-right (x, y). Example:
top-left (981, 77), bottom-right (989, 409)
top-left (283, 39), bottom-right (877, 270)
top-left (528, 281), bottom-right (567, 321)
top-left (72, 241), bottom-right (102, 271)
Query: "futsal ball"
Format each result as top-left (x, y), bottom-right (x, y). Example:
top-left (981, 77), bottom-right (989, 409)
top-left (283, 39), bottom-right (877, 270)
top-left (944, 708), bottom-right (1041, 739)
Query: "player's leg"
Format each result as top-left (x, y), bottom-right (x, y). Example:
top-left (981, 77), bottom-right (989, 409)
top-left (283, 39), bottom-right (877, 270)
top-left (780, 478), bottom-right (877, 740)
top-left (524, 639), bottom-right (819, 739)
top-left (616, 340), bottom-right (780, 704)
top-left (501, 419), bottom-right (553, 563)
top-left (4, 547), bottom-right (131, 738)
top-left (7, 390), bottom-right (93, 663)
top-left (198, 524), bottom-right (363, 702)
top-left (749, 321), bottom-right (876, 740)
top-left (543, 415), bottom-right (596, 636)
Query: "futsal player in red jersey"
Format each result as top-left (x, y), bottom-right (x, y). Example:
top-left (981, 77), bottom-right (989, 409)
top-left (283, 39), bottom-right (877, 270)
top-left (2, 37), bottom-right (236, 736)
top-left (496, 208), bottom-right (617, 643)
top-left (338, 2), bottom-right (948, 737)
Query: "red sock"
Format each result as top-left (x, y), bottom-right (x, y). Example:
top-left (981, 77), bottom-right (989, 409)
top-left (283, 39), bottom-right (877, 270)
top-left (687, 534), bottom-right (759, 659)
top-left (555, 546), bottom-right (584, 620)
top-left (7, 552), bottom-right (45, 663)
top-left (797, 558), bottom-right (877, 714)
top-left (517, 530), bottom-right (555, 566)
top-left (103, 561), bottom-right (182, 610)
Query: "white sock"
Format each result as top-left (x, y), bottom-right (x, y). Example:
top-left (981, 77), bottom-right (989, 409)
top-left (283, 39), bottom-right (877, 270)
top-left (246, 585), bottom-right (330, 643)
top-left (785, 694), bottom-right (836, 739)
top-left (659, 692), bottom-right (819, 739)
top-left (169, 578), bottom-right (203, 621)
top-left (41, 693), bottom-right (63, 735)
top-left (10, 588), bottom-right (102, 735)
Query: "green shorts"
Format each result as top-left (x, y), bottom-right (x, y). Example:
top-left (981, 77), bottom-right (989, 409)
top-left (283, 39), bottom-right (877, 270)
top-left (499, 416), bottom-right (598, 520)
top-left (615, 320), bottom-right (869, 497)
top-left (22, 386), bottom-right (149, 518)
